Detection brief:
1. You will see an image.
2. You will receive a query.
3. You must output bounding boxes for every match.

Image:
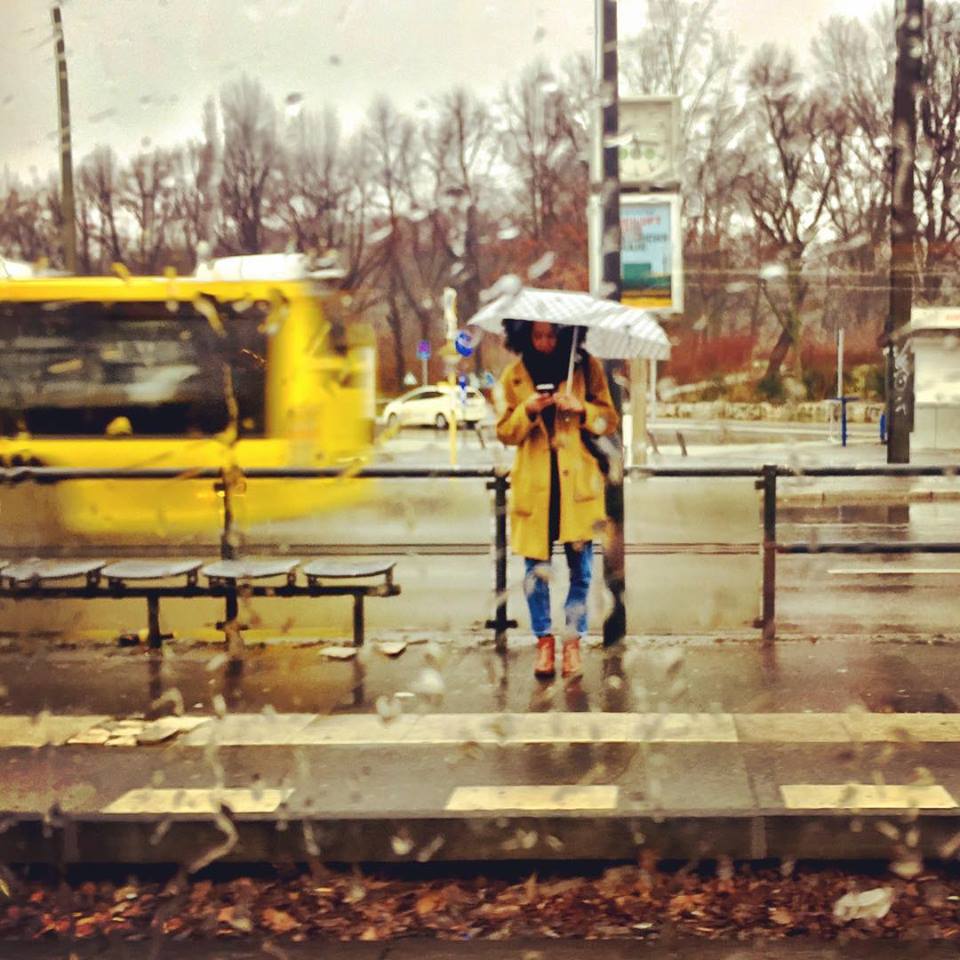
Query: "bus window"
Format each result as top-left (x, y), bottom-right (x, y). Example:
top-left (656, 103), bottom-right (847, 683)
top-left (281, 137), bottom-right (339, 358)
top-left (0, 299), bottom-right (268, 438)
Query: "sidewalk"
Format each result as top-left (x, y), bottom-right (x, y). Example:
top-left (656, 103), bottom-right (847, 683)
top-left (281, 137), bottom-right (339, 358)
top-left (3, 633), bottom-right (960, 864)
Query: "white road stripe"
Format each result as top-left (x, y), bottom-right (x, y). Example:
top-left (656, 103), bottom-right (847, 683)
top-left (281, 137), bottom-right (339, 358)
top-left (0, 715), bottom-right (111, 747)
top-left (102, 787), bottom-right (292, 815)
top-left (446, 785), bottom-right (619, 812)
top-left (781, 784), bottom-right (957, 810)
top-left (5, 711), bottom-right (960, 748)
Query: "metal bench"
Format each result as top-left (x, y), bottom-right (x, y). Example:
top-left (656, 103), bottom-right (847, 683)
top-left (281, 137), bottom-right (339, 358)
top-left (301, 560), bottom-right (398, 646)
top-left (0, 556), bottom-right (400, 649)
top-left (102, 559), bottom-right (204, 648)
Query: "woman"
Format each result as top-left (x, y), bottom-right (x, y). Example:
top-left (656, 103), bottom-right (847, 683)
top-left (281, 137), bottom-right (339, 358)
top-left (495, 319), bottom-right (618, 679)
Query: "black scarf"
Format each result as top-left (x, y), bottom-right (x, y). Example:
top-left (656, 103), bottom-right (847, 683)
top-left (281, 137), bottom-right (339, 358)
top-left (521, 345), bottom-right (573, 391)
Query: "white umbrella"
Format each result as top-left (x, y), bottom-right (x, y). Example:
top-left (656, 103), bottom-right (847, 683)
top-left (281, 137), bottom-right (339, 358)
top-left (466, 279), bottom-right (672, 370)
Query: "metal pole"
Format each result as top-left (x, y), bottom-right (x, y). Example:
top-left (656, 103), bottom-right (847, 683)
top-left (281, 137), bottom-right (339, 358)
top-left (760, 464), bottom-right (777, 643)
top-left (51, 6), bottom-right (77, 274)
top-left (885, 0), bottom-right (923, 464)
top-left (596, 0), bottom-right (625, 646)
top-left (486, 473), bottom-right (516, 652)
top-left (218, 469), bottom-right (240, 656)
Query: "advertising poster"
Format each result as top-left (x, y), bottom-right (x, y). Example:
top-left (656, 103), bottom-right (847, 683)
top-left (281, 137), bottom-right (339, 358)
top-left (620, 194), bottom-right (683, 313)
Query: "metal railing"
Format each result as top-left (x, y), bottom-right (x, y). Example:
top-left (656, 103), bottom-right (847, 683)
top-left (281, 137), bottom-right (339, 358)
top-left (3, 461), bottom-right (959, 645)
top-left (0, 464), bottom-right (517, 649)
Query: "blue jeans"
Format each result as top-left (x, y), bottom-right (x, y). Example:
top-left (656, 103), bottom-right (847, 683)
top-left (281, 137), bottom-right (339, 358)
top-left (523, 542), bottom-right (594, 638)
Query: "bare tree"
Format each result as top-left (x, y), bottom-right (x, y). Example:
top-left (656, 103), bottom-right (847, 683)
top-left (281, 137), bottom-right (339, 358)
top-left (499, 62), bottom-right (587, 242)
top-left (621, 2), bottom-right (749, 335)
top-left (218, 76), bottom-right (282, 254)
top-left (0, 178), bottom-right (60, 265)
top-left (79, 145), bottom-right (126, 266)
top-left (917, 0), bottom-right (960, 302)
top-left (121, 148), bottom-right (177, 273)
top-left (172, 97), bottom-right (220, 267)
top-left (739, 45), bottom-right (834, 382)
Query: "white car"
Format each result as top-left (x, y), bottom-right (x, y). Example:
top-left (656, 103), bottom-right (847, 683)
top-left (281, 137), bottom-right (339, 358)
top-left (382, 385), bottom-right (489, 430)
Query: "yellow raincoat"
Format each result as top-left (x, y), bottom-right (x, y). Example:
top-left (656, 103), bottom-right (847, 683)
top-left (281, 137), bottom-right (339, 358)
top-left (496, 355), bottom-right (618, 561)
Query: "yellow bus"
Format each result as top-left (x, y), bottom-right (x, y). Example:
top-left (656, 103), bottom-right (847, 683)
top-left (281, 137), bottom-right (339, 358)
top-left (0, 265), bottom-right (375, 546)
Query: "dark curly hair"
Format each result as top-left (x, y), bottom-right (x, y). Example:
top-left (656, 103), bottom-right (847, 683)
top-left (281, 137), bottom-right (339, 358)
top-left (502, 318), bottom-right (589, 366)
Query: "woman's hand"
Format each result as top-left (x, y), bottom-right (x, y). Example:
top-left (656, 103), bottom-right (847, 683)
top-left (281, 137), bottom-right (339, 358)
top-left (555, 393), bottom-right (584, 416)
top-left (524, 392), bottom-right (555, 417)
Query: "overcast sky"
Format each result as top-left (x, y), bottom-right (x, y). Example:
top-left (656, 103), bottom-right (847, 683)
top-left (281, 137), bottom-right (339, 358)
top-left (3, 0), bottom-right (886, 180)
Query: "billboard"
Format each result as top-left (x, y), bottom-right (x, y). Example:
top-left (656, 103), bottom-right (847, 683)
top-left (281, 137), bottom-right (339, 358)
top-left (620, 193), bottom-right (683, 313)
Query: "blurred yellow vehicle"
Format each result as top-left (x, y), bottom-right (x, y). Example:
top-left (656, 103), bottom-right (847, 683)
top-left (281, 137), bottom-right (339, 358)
top-left (0, 261), bottom-right (375, 545)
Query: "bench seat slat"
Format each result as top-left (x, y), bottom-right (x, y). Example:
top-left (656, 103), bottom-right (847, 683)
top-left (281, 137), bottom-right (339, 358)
top-left (202, 558), bottom-right (301, 581)
top-left (300, 560), bottom-right (396, 579)
top-left (2, 559), bottom-right (106, 584)
top-left (102, 560), bottom-right (204, 581)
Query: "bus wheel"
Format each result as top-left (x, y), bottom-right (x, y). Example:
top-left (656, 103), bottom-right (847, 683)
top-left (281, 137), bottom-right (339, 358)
top-left (434, 413), bottom-right (448, 430)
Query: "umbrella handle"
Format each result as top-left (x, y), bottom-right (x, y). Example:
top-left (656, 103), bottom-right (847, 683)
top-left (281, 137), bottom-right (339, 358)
top-left (565, 326), bottom-right (578, 393)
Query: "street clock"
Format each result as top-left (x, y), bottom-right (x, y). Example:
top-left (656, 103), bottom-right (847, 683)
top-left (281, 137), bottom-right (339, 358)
top-left (618, 96), bottom-right (682, 190)
top-left (619, 135), bottom-right (673, 185)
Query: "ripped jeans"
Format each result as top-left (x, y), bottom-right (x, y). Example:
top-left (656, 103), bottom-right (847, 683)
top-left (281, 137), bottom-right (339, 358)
top-left (523, 541), bottom-right (594, 638)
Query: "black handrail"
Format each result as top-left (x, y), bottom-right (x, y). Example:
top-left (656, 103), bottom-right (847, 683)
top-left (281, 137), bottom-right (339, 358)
top-left (3, 462), bottom-right (959, 645)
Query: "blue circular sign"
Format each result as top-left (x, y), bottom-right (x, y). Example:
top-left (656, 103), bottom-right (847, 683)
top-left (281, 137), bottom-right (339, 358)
top-left (455, 330), bottom-right (474, 357)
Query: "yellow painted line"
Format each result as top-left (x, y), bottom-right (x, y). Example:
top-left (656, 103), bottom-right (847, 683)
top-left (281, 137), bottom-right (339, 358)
top-left (844, 713), bottom-right (960, 742)
top-left (182, 714), bottom-right (317, 746)
top-left (7, 712), bottom-right (960, 748)
top-left (445, 785), bottom-right (619, 812)
top-left (781, 784), bottom-right (957, 810)
top-left (0, 715), bottom-right (111, 748)
top-left (102, 787), bottom-right (292, 815)
top-left (736, 713), bottom-right (849, 743)
top-left (293, 713), bottom-right (735, 746)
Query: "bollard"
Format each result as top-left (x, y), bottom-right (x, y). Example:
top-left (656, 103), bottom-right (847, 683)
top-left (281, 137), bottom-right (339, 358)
top-left (485, 472), bottom-right (517, 652)
top-left (216, 468), bottom-right (240, 656)
top-left (759, 464), bottom-right (777, 643)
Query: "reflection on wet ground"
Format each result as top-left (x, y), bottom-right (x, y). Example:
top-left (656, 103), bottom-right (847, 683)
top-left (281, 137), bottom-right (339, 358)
top-left (1, 634), bottom-right (958, 718)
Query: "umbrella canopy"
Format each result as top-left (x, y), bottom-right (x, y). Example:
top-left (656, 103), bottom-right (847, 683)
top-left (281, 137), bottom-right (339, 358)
top-left (466, 281), bottom-right (671, 361)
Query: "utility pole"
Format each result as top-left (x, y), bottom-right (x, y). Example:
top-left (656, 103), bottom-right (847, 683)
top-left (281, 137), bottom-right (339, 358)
top-left (52, 5), bottom-right (77, 274)
top-left (593, 0), bottom-right (625, 646)
top-left (885, 0), bottom-right (923, 463)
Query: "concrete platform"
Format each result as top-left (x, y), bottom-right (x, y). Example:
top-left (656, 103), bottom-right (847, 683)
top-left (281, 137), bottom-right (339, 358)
top-left (3, 635), bottom-right (960, 864)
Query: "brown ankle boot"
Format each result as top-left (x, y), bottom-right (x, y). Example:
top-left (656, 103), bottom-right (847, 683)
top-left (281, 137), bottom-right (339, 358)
top-left (534, 635), bottom-right (556, 678)
top-left (561, 637), bottom-right (582, 678)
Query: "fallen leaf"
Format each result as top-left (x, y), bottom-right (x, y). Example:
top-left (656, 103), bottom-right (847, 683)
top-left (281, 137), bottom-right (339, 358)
top-left (261, 908), bottom-right (300, 934)
top-left (378, 641), bottom-right (407, 657)
top-left (415, 890), bottom-right (443, 916)
top-left (770, 906), bottom-right (794, 926)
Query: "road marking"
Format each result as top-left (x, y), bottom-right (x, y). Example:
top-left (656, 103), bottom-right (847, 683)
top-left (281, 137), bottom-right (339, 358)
top-left (5, 712), bottom-right (960, 748)
top-left (0, 715), bottom-right (111, 747)
top-left (445, 785), bottom-right (619, 812)
top-left (102, 787), bottom-right (292, 815)
top-left (781, 783), bottom-right (957, 810)
top-left (736, 713), bottom-right (849, 743)
top-left (181, 714), bottom-right (316, 746)
top-left (828, 568), bottom-right (960, 576)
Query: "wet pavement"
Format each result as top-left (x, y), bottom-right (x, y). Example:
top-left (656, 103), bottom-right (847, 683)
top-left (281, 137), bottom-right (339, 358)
top-left (3, 633), bottom-right (960, 863)
top-left (2, 938), bottom-right (956, 960)
top-left (3, 937), bottom-right (955, 959)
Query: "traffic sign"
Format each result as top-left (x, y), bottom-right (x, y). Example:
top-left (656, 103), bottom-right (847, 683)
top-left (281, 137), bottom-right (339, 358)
top-left (455, 330), bottom-right (474, 358)
top-left (416, 339), bottom-right (431, 360)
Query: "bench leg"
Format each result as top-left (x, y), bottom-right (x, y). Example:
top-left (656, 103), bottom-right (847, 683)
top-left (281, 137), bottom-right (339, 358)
top-left (227, 588), bottom-right (245, 659)
top-left (147, 594), bottom-right (163, 650)
top-left (353, 594), bottom-right (364, 647)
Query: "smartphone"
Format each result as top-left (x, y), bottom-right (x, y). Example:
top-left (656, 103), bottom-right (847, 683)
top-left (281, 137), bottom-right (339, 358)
top-left (535, 383), bottom-right (556, 395)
